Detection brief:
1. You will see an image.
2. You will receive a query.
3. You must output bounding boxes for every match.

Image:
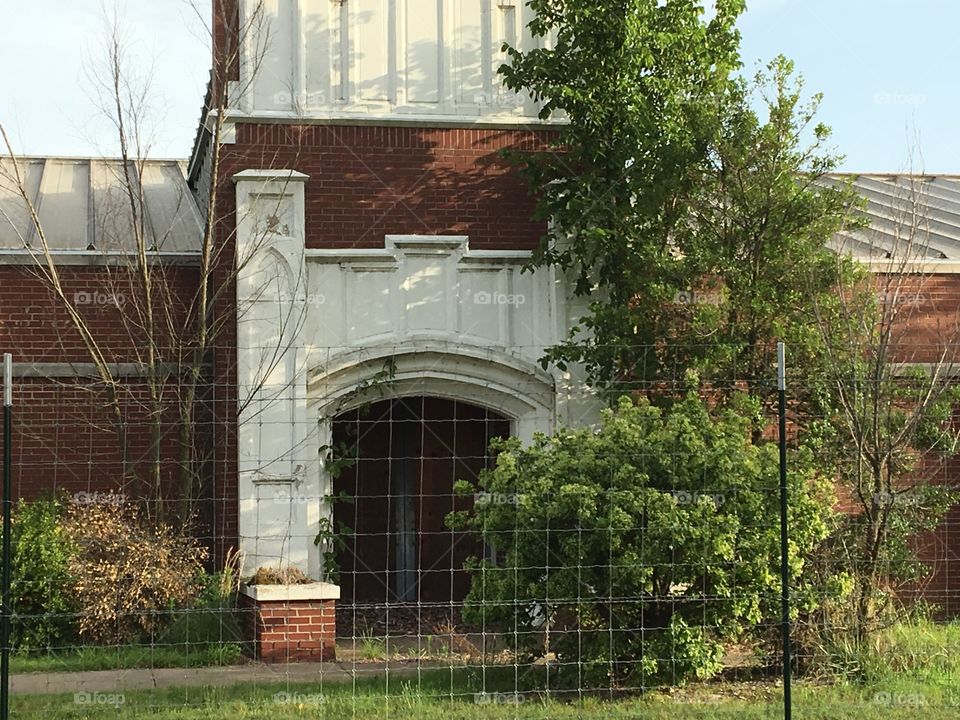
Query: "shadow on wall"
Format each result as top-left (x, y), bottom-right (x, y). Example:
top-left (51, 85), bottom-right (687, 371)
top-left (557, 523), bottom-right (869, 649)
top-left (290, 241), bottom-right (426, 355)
top-left (221, 121), bottom-right (554, 252)
top-left (221, 1), bottom-right (554, 250)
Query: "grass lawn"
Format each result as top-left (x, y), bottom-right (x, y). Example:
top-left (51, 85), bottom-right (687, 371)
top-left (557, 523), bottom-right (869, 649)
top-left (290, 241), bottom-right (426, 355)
top-left (10, 643), bottom-right (245, 674)
top-left (10, 621), bottom-right (960, 718)
top-left (10, 669), bottom-right (960, 719)
top-left (11, 605), bottom-right (247, 673)
top-left (8, 678), bottom-right (958, 719)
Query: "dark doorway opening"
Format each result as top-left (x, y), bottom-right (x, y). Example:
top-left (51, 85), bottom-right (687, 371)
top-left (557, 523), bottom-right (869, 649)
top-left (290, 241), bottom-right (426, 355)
top-left (332, 397), bottom-right (509, 608)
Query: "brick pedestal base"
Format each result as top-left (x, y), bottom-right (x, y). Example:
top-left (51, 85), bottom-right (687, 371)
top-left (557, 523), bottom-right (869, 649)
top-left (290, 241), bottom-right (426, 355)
top-left (239, 582), bottom-right (340, 663)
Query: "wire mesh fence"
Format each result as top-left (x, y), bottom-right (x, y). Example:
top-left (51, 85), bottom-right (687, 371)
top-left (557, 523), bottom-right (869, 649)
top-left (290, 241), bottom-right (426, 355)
top-left (0, 342), bottom-right (959, 719)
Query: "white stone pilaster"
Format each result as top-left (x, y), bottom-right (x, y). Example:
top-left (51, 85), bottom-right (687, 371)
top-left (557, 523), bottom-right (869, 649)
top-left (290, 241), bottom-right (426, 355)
top-left (234, 169), bottom-right (323, 579)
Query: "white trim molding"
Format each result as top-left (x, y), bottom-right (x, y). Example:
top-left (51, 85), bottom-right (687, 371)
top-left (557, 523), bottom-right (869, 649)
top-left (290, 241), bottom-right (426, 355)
top-left (862, 260), bottom-right (960, 274)
top-left (218, 110), bottom-right (565, 130)
top-left (309, 344), bottom-right (557, 437)
top-left (240, 581), bottom-right (341, 602)
top-left (232, 169), bottom-right (310, 184)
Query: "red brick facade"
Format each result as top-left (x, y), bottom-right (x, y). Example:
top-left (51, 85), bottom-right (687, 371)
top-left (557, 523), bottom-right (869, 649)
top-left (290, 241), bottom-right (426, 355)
top-left (0, 265), bottom-right (199, 361)
top-left (217, 123), bottom-right (554, 250)
top-left (880, 271), bottom-right (960, 361)
top-left (0, 265), bottom-right (202, 489)
top-left (0, 263), bottom-right (228, 548)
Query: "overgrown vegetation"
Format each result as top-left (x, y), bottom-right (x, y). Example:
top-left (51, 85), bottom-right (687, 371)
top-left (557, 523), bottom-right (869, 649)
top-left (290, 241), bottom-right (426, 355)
top-left (8, 498), bottom-right (77, 651)
top-left (495, 0), bottom-right (960, 680)
top-left (63, 496), bottom-right (208, 643)
top-left (5, 495), bottom-right (242, 665)
top-left (804, 234), bottom-right (960, 653)
top-left (450, 394), bottom-right (838, 686)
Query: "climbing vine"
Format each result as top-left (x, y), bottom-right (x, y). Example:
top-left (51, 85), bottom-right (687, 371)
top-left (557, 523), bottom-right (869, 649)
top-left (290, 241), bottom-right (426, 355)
top-left (314, 357), bottom-right (398, 583)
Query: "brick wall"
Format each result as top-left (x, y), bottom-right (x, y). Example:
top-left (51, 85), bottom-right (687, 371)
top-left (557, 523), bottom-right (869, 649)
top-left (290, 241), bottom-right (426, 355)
top-left (211, 0), bottom-right (239, 98)
top-left (239, 594), bottom-right (336, 662)
top-left (218, 123), bottom-right (555, 250)
top-left (0, 265), bottom-right (200, 361)
top-left (0, 263), bottom-right (230, 554)
top-left (878, 271), bottom-right (960, 362)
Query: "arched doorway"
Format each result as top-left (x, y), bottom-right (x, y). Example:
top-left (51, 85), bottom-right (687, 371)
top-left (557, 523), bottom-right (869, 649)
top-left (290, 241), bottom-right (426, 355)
top-left (332, 396), bottom-right (510, 606)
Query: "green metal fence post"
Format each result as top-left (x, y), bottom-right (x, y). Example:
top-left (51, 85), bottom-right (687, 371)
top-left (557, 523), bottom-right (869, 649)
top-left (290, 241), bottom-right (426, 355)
top-left (1, 353), bottom-right (12, 720)
top-left (778, 342), bottom-right (792, 720)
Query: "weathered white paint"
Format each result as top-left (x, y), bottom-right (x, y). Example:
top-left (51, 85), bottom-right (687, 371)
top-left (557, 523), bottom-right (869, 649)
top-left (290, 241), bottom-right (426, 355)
top-left (236, 0), bottom-right (556, 124)
top-left (234, 169), bottom-right (323, 578)
top-left (239, 581), bottom-right (341, 601)
top-left (234, 171), bottom-right (599, 581)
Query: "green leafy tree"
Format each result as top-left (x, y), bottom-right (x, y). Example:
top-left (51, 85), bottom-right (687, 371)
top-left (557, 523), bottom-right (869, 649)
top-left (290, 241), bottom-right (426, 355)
top-left (501, 0), bottom-right (745, 391)
top-left (449, 394), bottom-right (837, 687)
top-left (502, 2), bottom-right (859, 411)
top-left (657, 59), bottom-right (862, 417)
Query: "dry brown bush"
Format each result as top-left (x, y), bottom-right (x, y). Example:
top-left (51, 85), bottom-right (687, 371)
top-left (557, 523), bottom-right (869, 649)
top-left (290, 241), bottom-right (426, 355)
top-left (63, 496), bottom-right (207, 643)
top-left (249, 566), bottom-right (311, 585)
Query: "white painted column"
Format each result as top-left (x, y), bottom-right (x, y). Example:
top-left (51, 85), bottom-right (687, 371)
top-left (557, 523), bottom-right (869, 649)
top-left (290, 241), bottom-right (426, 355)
top-left (234, 169), bottom-right (323, 579)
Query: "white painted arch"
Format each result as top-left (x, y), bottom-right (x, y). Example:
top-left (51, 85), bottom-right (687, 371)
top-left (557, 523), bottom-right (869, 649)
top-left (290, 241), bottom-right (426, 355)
top-left (306, 345), bottom-right (557, 581)
top-left (232, 169), bottom-right (600, 583)
top-left (309, 344), bottom-right (557, 439)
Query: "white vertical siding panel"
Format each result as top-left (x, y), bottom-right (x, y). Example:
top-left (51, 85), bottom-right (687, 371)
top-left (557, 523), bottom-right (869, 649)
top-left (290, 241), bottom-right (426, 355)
top-left (453, 0), bottom-right (486, 105)
top-left (302, 0), bottom-right (333, 108)
top-left (251, 0), bottom-right (296, 111)
top-left (242, 0), bottom-right (552, 121)
top-left (494, 0), bottom-right (520, 109)
top-left (404, 0), bottom-right (441, 104)
top-left (353, 0), bottom-right (391, 102)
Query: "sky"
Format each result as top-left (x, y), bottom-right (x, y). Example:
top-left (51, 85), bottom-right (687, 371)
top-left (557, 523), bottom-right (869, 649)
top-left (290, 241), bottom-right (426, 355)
top-left (0, 0), bottom-right (957, 172)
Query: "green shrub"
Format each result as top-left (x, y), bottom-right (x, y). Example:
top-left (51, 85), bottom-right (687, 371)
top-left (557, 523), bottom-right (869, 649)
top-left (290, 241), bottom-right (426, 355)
top-left (449, 394), bottom-right (838, 688)
top-left (2, 496), bottom-right (246, 660)
top-left (7, 497), bottom-right (77, 651)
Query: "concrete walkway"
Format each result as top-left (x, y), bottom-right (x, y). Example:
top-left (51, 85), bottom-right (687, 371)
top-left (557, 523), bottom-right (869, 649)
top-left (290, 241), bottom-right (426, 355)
top-left (11, 659), bottom-right (449, 696)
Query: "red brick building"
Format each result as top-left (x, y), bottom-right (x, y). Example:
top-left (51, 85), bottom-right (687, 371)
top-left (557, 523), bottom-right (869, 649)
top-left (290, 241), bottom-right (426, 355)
top-left (2, 3), bottom-right (960, 661)
top-left (3, 1), bottom-right (580, 658)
